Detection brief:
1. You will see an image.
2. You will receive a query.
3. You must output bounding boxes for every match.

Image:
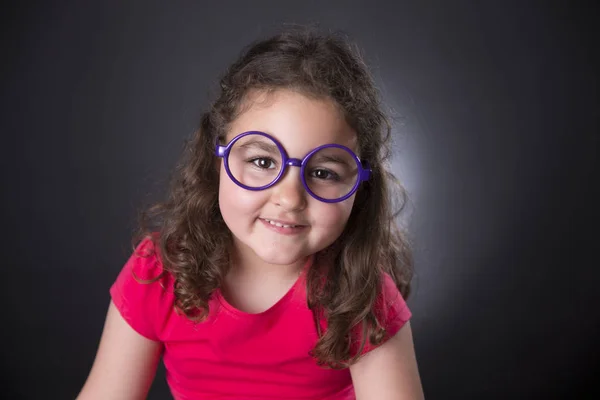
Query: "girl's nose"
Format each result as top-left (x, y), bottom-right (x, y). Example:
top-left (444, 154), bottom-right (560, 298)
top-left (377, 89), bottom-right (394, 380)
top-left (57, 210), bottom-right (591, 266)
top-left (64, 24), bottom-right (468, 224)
top-left (271, 168), bottom-right (307, 212)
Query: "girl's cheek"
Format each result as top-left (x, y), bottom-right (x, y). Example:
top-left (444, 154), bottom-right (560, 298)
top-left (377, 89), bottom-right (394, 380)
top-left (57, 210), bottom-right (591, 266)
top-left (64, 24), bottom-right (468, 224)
top-left (220, 178), bottom-right (266, 212)
top-left (313, 202), bottom-right (353, 229)
top-left (236, 191), bottom-right (268, 212)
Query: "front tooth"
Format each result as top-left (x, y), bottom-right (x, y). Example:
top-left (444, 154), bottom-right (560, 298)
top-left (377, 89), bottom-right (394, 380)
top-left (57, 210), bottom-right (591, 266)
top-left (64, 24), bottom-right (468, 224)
top-left (268, 220), bottom-right (294, 228)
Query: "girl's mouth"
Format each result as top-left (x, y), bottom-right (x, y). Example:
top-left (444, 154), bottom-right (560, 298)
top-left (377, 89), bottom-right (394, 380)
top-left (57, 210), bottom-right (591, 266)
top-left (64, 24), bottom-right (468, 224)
top-left (259, 218), bottom-right (308, 234)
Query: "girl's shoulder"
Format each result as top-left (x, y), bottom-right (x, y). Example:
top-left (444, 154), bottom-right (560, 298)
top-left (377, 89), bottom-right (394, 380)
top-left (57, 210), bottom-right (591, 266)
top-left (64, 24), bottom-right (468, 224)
top-left (378, 272), bottom-right (409, 313)
top-left (358, 271), bottom-right (412, 355)
top-left (109, 236), bottom-right (175, 341)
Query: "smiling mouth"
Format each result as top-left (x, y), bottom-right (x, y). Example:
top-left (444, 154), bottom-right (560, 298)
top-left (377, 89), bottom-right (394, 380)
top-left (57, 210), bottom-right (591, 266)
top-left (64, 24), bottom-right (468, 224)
top-left (258, 218), bottom-right (307, 235)
top-left (260, 218), bottom-right (306, 228)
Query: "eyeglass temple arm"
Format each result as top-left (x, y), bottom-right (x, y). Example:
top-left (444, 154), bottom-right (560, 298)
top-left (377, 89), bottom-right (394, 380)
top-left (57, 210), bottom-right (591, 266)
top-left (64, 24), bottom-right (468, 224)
top-left (215, 143), bottom-right (226, 157)
top-left (361, 161), bottom-right (372, 181)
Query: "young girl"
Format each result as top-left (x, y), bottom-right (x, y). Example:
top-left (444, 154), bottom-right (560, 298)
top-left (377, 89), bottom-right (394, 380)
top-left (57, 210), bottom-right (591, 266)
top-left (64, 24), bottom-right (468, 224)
top-left (78, 26), bottom-right (424, 400)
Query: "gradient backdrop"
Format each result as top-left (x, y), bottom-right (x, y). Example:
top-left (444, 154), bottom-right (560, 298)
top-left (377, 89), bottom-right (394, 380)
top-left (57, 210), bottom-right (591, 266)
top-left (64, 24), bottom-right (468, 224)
top-left (2, 1), bottom-right (598, 399)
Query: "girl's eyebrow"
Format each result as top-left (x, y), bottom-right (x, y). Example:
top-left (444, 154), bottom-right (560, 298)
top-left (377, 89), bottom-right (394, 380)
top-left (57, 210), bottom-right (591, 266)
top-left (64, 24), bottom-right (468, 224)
top-left (238, 139), bottom-right (280, 153)
top-left (238, 138), bottom-right (357, 167)
top-left (310, 153), bottom-right (353, 167)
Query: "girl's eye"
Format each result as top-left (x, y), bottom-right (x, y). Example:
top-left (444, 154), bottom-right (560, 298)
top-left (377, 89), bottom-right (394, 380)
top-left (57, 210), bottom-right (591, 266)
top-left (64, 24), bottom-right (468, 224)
top-left (250, 157), bottom-right (277, 169)
top-left (311, 169), bottom-right (340, 181)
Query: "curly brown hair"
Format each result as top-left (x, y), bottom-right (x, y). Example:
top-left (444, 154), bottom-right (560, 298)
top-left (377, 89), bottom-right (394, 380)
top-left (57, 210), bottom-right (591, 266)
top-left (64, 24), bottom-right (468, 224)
top-left (133, 25), bottom-right (414, 369)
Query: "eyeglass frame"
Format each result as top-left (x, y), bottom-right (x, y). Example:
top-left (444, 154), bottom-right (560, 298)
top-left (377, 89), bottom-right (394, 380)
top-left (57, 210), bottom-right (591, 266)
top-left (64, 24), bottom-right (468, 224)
top-left (214, 130), bottom-right (372, 203)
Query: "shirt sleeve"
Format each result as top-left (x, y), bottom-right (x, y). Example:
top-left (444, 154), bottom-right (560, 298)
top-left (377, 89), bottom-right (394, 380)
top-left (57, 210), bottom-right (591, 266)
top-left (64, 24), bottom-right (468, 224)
top-left (109, 237), bottom-right (173, 342)
top-left (357, 272), bottom-right (412, 355)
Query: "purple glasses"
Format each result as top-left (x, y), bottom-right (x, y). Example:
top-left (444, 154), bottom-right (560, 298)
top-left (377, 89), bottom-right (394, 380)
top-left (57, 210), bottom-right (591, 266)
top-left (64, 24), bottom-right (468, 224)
top-left (215, 131), bottom-right (371, 203)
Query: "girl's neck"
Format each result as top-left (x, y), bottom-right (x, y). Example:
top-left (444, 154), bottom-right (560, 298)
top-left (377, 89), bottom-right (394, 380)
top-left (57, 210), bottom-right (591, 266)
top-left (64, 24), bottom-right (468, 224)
top-left (229, 241), bottom-right (308, 281)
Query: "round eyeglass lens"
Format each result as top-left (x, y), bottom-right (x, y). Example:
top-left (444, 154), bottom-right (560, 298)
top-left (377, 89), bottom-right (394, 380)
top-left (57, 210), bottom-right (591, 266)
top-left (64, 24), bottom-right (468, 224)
top-left (304, 146), bottom-right (359, 200)
top-left (227, 134), bottom-right (283, 188)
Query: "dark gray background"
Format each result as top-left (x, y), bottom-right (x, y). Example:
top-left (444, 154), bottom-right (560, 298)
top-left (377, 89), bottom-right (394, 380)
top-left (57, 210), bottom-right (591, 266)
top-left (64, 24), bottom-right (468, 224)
top-left (2, 1), bottom-right (598, 399)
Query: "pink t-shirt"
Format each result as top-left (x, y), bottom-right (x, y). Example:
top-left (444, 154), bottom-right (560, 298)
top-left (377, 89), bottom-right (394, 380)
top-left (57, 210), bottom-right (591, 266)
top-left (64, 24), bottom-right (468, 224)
top-left (110, 238), bottom-right (412, 400)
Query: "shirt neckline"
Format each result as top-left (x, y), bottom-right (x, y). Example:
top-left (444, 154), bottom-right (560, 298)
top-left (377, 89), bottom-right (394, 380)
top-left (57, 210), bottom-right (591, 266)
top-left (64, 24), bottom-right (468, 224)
top-left (215, 254), bottom-right (313, 318)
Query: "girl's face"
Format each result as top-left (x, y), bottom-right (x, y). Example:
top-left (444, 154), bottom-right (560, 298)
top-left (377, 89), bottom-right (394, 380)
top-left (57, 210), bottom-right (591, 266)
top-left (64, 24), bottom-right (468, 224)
top-left (218, 89), bottom-right (358, 268)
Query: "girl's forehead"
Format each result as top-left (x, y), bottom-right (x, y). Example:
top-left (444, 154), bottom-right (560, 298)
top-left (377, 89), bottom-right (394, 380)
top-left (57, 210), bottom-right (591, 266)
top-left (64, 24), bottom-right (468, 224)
top-left (226, 89), bottom-right (359, 154)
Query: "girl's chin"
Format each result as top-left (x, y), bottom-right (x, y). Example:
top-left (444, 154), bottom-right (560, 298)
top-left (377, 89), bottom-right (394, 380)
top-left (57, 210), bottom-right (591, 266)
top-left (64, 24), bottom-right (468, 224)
top-left (254, 252), bottom-right (308, 267)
